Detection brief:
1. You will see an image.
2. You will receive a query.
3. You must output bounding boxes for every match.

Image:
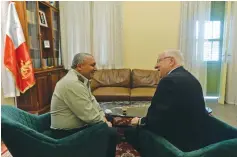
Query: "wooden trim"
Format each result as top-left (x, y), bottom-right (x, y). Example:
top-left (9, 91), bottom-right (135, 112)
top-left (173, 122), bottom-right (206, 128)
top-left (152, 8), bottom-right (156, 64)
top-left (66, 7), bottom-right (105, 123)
top-left (29, 105), bottom-right (50, 114)
top-left (34, 67), bottom-right (64, 74)
top-left (52, 7), bottom-right (59, 12)
top-left (50, 8), bottom-right (56, 66)
top-left (36, 2), bottom-right (43, 69)
top-left (39, 1), bottom-right (59, 11)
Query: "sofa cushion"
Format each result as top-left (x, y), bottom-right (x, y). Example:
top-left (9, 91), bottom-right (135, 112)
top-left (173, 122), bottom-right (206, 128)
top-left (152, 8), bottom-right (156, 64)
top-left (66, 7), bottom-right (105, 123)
top-left (91, 69), bottom-right (131, 91)
top-left (93, 87), bottom-right (130, 102)
top-left (130, 87), bottom-right (156, 101)
top-left (132, 69), bottom-right (159, 88)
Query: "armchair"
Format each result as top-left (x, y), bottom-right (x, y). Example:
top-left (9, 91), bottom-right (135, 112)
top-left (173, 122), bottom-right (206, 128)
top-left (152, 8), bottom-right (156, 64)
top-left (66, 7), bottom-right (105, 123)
top-left (1, 105), bottom-right (117, 157)
top-left (125, 115), bottom-right (237, 157)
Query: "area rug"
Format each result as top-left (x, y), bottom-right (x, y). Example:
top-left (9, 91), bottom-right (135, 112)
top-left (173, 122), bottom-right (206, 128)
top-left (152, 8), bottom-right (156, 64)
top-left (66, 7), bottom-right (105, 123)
top-left (2, 151), bottom-right (12, 157)
top-left (116, 142), bottom-right (140, 157)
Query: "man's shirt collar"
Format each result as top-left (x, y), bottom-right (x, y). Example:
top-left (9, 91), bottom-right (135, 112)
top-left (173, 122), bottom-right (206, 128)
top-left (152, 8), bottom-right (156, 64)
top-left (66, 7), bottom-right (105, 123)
top-left (72, 69), bottom-right (90, 87)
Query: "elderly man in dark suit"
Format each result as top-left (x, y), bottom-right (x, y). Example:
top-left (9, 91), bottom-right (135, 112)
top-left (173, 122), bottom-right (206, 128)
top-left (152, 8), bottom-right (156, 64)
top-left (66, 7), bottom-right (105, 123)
top-left (127, 49), bottom-right (209, 152)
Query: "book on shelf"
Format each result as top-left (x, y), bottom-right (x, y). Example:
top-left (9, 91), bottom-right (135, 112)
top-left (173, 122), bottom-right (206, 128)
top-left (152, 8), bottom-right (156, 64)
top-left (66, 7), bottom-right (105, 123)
top-left (26, 10), bottom-right (36, 24)
top-left (32, 58), bottom-right (41, 69)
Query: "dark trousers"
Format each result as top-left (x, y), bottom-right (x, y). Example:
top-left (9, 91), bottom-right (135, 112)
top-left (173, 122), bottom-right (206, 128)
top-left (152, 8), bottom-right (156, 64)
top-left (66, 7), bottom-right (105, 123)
top-left (124, 127), bottom-right (142, 152)
top-left (50, 125), bottom-right (90, 139)
top-left (50, 115), bottom-right (113, 139)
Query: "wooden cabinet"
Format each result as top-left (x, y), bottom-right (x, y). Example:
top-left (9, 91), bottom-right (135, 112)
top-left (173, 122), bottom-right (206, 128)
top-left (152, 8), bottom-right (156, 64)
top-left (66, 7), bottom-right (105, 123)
top-left (15, 1), bottom-right (66, 114)
top-left (17, 68), bottom-right (67, 114)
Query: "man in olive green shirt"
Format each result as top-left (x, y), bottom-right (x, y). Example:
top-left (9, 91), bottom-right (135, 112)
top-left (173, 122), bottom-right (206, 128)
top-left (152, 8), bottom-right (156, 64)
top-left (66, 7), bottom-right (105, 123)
top-left (50, 53), bottom-right (112, 130)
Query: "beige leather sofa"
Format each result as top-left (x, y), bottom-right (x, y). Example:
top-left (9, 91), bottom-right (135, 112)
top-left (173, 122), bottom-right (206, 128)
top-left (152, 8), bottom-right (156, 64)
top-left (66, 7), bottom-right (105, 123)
top-left (91, 69), bottom-right (160, 102)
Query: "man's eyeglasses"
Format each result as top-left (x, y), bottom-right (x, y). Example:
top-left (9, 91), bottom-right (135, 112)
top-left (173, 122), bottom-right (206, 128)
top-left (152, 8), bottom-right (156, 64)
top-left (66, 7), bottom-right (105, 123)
top-left (156, 56), bottom-right (173, 63)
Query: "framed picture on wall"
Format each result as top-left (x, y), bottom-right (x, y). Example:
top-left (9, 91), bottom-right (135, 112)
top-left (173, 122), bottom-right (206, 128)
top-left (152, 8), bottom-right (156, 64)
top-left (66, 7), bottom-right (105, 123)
top-left (43, 40), bottom-right (50, 48)
top-left (39, 10), bottom-right (48, 27)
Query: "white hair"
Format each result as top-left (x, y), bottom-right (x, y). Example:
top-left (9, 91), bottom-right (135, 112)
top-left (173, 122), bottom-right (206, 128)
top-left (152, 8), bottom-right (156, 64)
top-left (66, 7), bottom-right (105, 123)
top-left (163, 49), bottom-right (184, 65)
top-left (71, 53), bottom-right (92, 69)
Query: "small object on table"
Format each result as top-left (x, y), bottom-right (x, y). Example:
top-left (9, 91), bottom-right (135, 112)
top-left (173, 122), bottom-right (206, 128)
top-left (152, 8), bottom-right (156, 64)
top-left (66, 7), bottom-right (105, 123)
top-left (122, 106), bottom-right (127, 116)
top-left (105, 109), bottom-right (112, 115)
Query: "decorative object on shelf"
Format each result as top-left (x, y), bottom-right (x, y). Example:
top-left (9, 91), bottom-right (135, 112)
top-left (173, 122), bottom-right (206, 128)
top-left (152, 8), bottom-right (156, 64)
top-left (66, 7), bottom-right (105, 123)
top-left (42, 58), bottom-right (47, 69)
top-left (43, 40), bottom-right (50, 48)
top-left (38, 10), bottom-right (48, 27)
top-left (26, 10), bottom-right (36, 24)
top-left (49, 1), bottom-right (55, 7)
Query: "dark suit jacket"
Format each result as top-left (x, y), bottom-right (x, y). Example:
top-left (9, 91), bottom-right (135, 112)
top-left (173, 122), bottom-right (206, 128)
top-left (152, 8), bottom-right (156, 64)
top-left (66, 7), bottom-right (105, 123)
top-left (141, 66), bottom-right (208, 151)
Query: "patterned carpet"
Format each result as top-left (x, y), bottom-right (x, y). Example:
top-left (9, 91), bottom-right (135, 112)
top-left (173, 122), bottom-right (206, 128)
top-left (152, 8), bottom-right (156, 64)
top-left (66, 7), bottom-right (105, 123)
top-left (116, 142), bottom-right (140, 157)
top-left (2, 151), bottom-right (12, 157)
top-left (101, 101), bottom-right (146, 157)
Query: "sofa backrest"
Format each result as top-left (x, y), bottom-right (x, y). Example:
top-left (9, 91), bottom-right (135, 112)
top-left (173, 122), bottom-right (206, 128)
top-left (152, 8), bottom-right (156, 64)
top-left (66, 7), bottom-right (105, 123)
top-left (132, 69), bottom-right (160, 88)
top-left (91, 69), bottom-right (131, 90)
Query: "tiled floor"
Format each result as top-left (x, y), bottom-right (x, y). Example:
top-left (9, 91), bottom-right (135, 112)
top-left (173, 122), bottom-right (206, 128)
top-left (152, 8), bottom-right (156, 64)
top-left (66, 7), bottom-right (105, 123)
top-left (206, 103), bottom-right (237, 127)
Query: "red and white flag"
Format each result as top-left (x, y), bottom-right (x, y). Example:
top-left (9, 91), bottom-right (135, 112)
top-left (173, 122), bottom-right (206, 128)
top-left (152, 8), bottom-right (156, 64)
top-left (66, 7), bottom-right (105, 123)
top-left (1, 1), bottom-right (19, 98)
top-left (4, 2), bottom-right (35, 93)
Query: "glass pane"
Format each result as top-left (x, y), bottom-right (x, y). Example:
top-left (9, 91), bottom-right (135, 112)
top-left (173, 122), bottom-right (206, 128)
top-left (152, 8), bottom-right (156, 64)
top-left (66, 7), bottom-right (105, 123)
top-left (26, 1), bottom-right (41, 69)
top-left (212, 21), bottom-right (220, 39)
top-left (196, 21), bottom-right (221, 40)
top-left (204, 21), bottom-right (220, 39)
top-left (205, 21), bottom-right (213, 39)
top-left (52, 11), bottom-right (62, 66)
top-left (212, 41), bottom-right (219, 61)
top-left (203, 41), bottom-right (219, 61)
top-left (203, 41), bottom-right (212, 61)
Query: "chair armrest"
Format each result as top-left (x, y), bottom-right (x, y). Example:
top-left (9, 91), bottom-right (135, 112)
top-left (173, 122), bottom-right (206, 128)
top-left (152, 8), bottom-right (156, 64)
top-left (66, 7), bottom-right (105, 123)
top-left (59, 122), bottom-right (108, 143)
top-left (139, 130), bottom-right (183, 157)
top-left (188, 138), bottom-right (237, 157)
top-left (37, 113), bottom-right (51, 131)
top-left (55, 122), bottom-right (117, 157)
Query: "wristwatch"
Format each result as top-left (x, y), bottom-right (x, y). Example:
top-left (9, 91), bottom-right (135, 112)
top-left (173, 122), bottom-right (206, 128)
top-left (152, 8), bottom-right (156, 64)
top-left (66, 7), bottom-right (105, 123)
top-left (138, 117), bottom-right (146, 126)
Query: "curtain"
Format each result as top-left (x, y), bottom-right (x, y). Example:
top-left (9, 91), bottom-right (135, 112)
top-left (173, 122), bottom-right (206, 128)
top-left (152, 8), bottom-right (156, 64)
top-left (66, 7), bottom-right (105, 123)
top-left (93, 2), bottom-right (123, 69)
top-left (179, 1), bottom-right (211, 96)
top-left (59, 2), bottom-right (123, 69)
top-left (1, 1), bottom-right (20, 98)
top-left (59, 2), bottom-right (91, 69)
top-left (225, 2), bottom-right (237, 105)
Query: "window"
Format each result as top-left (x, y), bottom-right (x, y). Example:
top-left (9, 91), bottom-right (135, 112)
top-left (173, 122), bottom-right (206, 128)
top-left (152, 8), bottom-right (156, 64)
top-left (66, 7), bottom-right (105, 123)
top-left (196, 21), bottom-right (221, 61)
top-left (196, 1), bottom-right (225, 62)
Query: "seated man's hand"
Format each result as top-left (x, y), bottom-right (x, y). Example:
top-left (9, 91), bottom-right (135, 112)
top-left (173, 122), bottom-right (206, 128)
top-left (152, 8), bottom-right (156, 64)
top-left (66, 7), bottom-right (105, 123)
top-left (106, 121), bottom-right (112, 127)
top-left (131, 117), bottom-right (140, 126)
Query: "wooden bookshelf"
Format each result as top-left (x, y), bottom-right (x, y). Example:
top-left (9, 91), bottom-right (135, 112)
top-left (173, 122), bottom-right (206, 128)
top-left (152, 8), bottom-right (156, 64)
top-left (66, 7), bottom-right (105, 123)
top-left (15, 1), bottom-right (66, 114)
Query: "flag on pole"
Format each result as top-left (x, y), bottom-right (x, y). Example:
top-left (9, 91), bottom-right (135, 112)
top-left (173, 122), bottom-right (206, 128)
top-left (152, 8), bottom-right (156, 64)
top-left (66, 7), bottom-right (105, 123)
top-left (1, 1), bottom-right (20, 98)
top-left (4, 2), bottom-right (35, 93)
